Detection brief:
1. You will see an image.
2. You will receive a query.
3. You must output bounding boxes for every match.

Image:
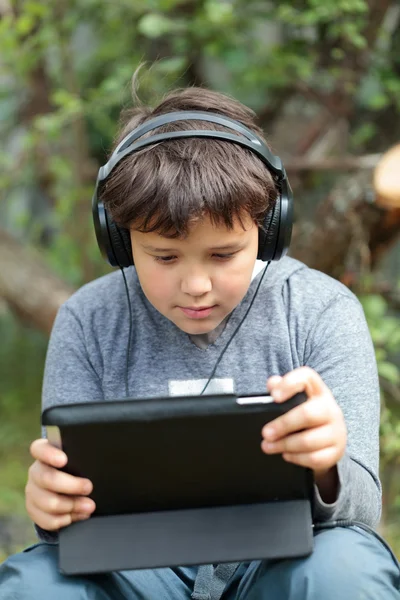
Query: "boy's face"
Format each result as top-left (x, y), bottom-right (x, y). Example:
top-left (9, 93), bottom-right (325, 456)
top-left (130, 214), bottom-right (259, 335)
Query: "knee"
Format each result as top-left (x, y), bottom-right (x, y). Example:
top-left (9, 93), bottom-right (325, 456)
top-left (0, 543), bottom-right (72, 599)
top-left (288, 526), bottom-right (400, 599)
top-left (295, 526), bottom-right (400, 597)
top-left (242, 526), bottom-right (400, 600)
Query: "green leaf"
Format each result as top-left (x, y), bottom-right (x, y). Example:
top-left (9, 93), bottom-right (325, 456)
top-left (367, 93), bottom-right (390, 111)
top-left (352, 123), bottom-right (377, 148)
top-left (379, 362), bottom-right (400, 385)
top-left (138, 13), bottom-right (177, 38)
top-left (16, 14), bottom-right (35, 36)
top-left (156, 56), bottom-right (187, 74)
top-left (204, 1), bottom-right (233, 25)
top-left (360, 294), bottom-right (387, 320)
top-left (24, 1), bottom-right (50, 18)
top-left (375, 348), bottom-right (386, 362)
top-left (330, 47), bottom-right (345, 61)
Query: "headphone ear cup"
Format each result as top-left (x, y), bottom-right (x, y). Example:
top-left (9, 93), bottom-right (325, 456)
top-left (258, 196), bottom-right (281, 261)
top-left (92, 183), bottom-right (133, 268)
top-left (258, 174), bottom-right (293, 261)
top-left (119, 227), bottom-right (134, 266)
top-left (107, 214), bottom-right (134, 268)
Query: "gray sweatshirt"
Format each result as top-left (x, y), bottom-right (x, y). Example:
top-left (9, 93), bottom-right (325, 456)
top-left (38, 256), bottom-right (382, 547)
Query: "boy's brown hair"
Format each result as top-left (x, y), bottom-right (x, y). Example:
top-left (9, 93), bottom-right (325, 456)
top-left (100, 71), bottom-right (278, 238)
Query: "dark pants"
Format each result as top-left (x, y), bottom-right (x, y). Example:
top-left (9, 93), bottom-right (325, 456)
top-left (1, 526), bottom-right (399, 599)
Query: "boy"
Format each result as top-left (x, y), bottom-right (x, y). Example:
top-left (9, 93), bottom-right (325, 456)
top-left (0, 81), bottom-right (399, 600)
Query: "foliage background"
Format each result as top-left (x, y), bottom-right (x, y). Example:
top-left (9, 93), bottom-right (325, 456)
top-left (1, 0), bottom-right (400, 560)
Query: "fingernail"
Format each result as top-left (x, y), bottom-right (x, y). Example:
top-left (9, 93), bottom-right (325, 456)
top-left (264, 442), bottom-right (275, 452)
top-left (83, 482), bottom-right (92, 494)
top-left (272, 390), bottom-right (282, 400)
top-left (77, 513), bottom-right (90, 520)
top-left (267, 376), bottom-right (281, 389)
top-left (80, 500), bottom-right (94, 512)
top-left (56, 453), bottom-right (67, 466)
top-left (264, 427), bottom-right (275, 440)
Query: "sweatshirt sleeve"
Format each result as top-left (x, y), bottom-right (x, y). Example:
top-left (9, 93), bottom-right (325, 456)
top-left (304, 293), bottom-right (381, 527)
top-left (35, 303), bottom-right (104, 543)
top-left (42, 303), bottom-right (104, 412)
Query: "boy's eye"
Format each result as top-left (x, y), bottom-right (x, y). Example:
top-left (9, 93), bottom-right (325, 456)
top-left (154, 252), bottom-right (236, 263)
top-left (213, 253), bottom-right (234, 260)
top-left (154, 255), bottom-right (176, 263)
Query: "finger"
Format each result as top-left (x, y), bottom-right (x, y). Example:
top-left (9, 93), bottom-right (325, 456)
top-left (71, 512), bottom-right (92, 523)
top-left (26, 503), bottom-right (75, 531)
top-left (30, 439), bottom-right (67, 468)
top-left (28, 505), bottom-right (91, 531)
top-left (262, 396), bottom-right (337, 441)
top-left (26, 480), bottom-right (95, 516)
top-left (269, 367), bottom-right (330, 403)
top-left (283, 446), bottom-right (339, 472)
top-left (267, 375), bottom-right (282, 392)
top-left (29, 462), bottom-right (93, 496)
top-left (262, 424), bottom-right (336, 455)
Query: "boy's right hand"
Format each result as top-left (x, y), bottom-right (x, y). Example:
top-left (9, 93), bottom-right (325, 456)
top-left (25, 439), bottom-right (96, 531)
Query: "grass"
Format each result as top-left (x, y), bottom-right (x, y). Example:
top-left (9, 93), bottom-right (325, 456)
top-left (0, 315), bottom-right (47, 560)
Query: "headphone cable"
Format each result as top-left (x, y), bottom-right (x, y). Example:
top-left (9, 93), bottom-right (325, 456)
top-left (120, 260), bottom-right (271, 398)
top-left (199, 261), bottom-right (271, 395)
top-left (119, 266), bottom-right (133, 398)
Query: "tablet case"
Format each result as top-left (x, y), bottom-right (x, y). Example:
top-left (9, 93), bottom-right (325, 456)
top-left (42, 393), bottom-right (314, 574)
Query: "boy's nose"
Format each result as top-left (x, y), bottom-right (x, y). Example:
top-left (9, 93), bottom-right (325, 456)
top-left (181, 274), bottom-right (212, 296)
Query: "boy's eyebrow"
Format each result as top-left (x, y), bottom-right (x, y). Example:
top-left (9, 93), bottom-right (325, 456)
top-left (141, 244), bottom-right (179, 252)
top-left (209, 244), bottom-right (244, 251)
top-left (142, 243), bottom-right (244, 252)
top-left (141, 244), bottom-right (176, 252)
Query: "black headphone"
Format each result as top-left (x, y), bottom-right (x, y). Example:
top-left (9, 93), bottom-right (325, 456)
top-left (92, 111), bottom-right (293, 267)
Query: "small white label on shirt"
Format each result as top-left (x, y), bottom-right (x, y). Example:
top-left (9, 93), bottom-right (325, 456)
top-left (169, 378), bottom-right (235, 396)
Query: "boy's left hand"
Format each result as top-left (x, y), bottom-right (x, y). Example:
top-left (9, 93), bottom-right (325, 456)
top-left (262, 367), bottom-right (347, 494)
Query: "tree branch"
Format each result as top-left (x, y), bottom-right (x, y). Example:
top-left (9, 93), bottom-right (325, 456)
top-left (0, 228), bottom-right (75, 335)
top-left (285, 153), bottom-right (382, 173)
top-left (290, 167), bottom-right (400, 283)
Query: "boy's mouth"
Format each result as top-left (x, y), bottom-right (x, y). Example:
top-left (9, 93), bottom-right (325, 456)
top-left (179, 305), bottom-right (216, 319)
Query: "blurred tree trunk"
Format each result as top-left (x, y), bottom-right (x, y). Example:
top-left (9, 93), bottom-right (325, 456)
top-left (0, 228), bottom-right (75, 335)
top-left (290, 181), bottom-right (400, 285)
top-left (290, 146), bottom-right (400, 284)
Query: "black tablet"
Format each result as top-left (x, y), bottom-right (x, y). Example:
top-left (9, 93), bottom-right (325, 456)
top-left (43, 392), bottom-right (313, 515)
top-left (42, 392), bottom-right (314, 574)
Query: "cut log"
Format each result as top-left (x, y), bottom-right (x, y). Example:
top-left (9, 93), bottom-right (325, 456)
top-left (374, 144), bottom-right (400, 209)
top-left (290, 165), bottom-right (400, 284)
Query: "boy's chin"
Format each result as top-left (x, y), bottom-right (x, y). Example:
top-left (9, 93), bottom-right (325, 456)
top-left (175, 318), bottom-right (222, 336)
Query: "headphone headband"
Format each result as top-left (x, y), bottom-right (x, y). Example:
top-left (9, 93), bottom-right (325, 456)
top-left (92, 110), bottom-right (293, 267)
top-left (114, 111), bottom-right (273, 156)
top-left (99, 129), bottom-right (285, 183)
